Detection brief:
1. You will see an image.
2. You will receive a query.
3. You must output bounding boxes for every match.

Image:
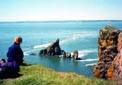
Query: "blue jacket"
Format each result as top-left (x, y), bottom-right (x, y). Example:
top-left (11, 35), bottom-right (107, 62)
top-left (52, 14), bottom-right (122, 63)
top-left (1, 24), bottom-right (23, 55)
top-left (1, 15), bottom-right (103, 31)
top-left (7, 42), bottom-right (23, 64)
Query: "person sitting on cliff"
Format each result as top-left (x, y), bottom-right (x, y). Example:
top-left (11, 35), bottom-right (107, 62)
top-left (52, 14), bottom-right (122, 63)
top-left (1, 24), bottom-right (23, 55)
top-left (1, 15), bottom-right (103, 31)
top-left (7, 36), bottom-right (24, 65)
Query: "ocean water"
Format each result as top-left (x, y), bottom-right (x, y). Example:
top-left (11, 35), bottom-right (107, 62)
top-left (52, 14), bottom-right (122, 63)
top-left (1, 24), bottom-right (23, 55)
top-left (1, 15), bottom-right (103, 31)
top-left (0, 20), bottom-right (122, 76)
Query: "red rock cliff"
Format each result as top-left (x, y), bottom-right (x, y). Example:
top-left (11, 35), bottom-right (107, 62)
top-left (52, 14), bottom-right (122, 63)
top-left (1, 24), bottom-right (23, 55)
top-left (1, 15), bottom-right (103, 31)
top-left (93, 25), bottom-right (121, 79)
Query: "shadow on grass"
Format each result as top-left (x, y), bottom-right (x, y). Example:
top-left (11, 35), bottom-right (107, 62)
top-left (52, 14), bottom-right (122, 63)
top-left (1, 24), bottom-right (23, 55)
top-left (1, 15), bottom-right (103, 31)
top-left (20, 63), bottom-right (32, 66)
top-left (0, 73), bottom-right (22, 79)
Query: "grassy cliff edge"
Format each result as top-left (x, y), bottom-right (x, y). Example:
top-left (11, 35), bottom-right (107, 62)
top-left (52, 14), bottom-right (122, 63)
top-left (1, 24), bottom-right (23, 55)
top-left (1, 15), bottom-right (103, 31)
top-left (0, 64), bottom-right (115, 85)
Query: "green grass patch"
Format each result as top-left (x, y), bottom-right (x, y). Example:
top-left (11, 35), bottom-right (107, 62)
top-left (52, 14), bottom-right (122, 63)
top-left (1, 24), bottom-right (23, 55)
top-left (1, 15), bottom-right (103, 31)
top-left (0, 64), bottom-right (115, 85)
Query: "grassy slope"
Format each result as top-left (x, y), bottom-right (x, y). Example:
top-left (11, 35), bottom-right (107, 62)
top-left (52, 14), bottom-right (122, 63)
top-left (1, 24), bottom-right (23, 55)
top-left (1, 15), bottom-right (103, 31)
top-left (0, 64), bottom-right (115, 85)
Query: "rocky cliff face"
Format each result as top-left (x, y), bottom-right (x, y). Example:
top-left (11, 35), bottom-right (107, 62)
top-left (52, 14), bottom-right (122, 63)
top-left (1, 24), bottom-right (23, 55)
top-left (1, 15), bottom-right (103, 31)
top-left (113, 32), bottom-right (122, 81)
top-left (93, 25), bottom-right (121, 79)
top-left (39, 39), bottom-right (64, 56)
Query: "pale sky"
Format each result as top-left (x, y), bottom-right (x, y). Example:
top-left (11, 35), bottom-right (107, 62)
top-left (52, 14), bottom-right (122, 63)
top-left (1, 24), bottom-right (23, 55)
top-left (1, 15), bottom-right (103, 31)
top-left (0, 0), bottom-right (122, 21)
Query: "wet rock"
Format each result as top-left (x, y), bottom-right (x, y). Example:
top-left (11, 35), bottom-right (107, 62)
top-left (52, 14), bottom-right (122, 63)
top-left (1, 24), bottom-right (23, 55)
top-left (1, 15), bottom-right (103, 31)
top-left (62, 51), bottom-right (67, 58)
top-left (39, 39), bottom-right (65, 56)
top-left (72, 50), bottom-right (78, 59)
top-left (66, 52), bottom-right (71, 58)
top-left (72, 50), bottom-right (82, 60)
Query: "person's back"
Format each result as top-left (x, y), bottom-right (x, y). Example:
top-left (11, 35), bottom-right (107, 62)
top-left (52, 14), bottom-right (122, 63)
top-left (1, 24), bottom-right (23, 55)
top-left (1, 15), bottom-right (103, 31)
top-left (7, 36), bottom-right (23, 65)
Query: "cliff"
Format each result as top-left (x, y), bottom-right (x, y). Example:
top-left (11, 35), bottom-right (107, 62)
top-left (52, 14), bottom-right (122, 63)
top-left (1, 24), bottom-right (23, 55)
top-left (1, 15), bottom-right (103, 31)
top-left (112, 32), bottom-right (122, 81)
top-left (93, 25), bottom-right (121, 79)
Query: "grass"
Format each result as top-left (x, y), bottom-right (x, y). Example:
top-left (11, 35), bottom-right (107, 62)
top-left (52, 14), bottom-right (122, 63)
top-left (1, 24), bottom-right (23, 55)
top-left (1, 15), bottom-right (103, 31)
top-left (0, 64), bottom-right (115, 85)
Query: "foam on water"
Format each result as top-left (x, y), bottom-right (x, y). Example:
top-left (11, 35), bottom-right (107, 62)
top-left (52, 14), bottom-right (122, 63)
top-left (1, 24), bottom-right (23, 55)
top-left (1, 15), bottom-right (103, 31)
top-left (77, 49), bottom-right (97, 58)
top-left (60, 31), bottom-right (97, 44)
top-left (33, 43), bottom-right (51, 49)
top-left (78, 58), bottom-right (98, 62)
top-left (24, 49), bottom-right (40, 56)
top-left (24, 52), bottom-right (29, 56)
top-left (85, 63), bottom-right (97, 67)
top-left (33, 31), bottom-right (97, 49)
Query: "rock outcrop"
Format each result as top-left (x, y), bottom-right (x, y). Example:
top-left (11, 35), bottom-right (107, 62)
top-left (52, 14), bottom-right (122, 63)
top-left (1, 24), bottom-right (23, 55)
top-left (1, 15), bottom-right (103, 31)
top-left (93, 25), bottom-right (121, 79)
top-left (72, 50), bottom-right (78, 59)
top-left (113, 32), bottom-right (122, 81)
top-left (72, 50), bottom-right (82, 60)
top-left (39, 39), bottom-right (65, 56)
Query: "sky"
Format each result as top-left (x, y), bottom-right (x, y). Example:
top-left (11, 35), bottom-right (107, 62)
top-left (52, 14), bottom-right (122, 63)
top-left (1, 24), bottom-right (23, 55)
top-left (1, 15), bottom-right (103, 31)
top-left (0, 0), bottom-right (122, 21)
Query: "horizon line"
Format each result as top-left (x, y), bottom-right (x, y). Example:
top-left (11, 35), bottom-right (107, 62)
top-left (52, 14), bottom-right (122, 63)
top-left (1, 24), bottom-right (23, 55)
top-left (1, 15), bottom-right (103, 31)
top-left (0, 20), bottom-right (122, 23)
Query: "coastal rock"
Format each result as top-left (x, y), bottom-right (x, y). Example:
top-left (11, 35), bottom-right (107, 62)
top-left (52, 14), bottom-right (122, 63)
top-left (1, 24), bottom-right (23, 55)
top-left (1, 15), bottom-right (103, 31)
top-left (39, 39), bottom-right (64, 56)
top-left (93, 25), bottom-right (121, 79)
top-left (64, 52), bottom-right (71, 58)
top-left (112, 32), bottom-right (122, 81)
top-left (72, 50), bottom-right (78, 59)
top-left (72, 50), bottom-right (82, 60)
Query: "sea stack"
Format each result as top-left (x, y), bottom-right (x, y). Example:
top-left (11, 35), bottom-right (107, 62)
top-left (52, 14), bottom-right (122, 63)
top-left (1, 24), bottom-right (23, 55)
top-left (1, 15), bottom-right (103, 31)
top-left (39, 39), bottom-right (65, 56)
top-left (93, 25), bottom-right (121, 79)
top-left (72, 50), bottom-right (78, 59)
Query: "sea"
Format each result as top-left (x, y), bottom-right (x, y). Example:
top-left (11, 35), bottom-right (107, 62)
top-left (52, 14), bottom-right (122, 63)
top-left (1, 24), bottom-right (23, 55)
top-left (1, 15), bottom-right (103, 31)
top-left (0, 20), bottom-right (122, 76)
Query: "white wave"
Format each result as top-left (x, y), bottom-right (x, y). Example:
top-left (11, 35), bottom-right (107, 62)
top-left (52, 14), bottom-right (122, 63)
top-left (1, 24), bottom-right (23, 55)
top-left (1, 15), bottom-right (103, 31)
top-left (71, 52), bottom-right (86, 58)
top-left (78, 58), bottom-right (98, 62)
top-left (33, 43), bottom-right (51, 49)
top-left (33, 31), bottom-right (97, 49)
top-left (60, 32), bottom-right (97, 44)
top-left (85, 63), bottom-right (97, 67)
top-left (24, 52), bottom-right (29, 56)
top-left (24, 49), bottom-right (40, 56)
top-left (71, 49), bottom-right (97, 58)
top-left (79, 49), bottom-right (97, 57)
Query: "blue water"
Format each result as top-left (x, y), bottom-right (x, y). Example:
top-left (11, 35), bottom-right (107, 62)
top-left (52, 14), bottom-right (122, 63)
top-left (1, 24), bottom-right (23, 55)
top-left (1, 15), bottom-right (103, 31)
top-left (0, 20), bottom-right (122, 76)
